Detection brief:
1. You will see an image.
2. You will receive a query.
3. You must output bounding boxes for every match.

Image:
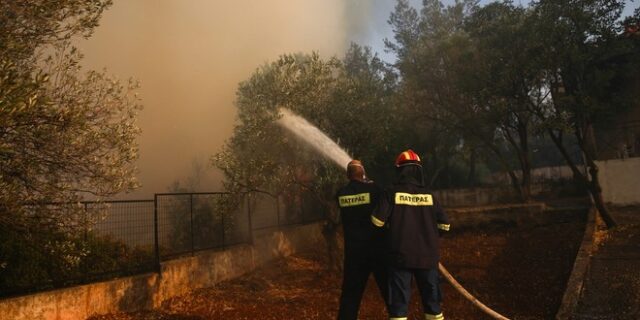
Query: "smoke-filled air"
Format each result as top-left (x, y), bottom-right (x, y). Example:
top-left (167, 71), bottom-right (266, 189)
top-left (76, 0), bottom-right (389, 198)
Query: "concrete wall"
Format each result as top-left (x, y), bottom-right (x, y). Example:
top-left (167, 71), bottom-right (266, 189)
top-left (0, 222), bottom-right (324, 320)
top-left (436, 157), bottom-right (640, 207)
top-left (433, 179), bottom-right (588, 207)
top-left (555, 207), bottom-right (596, 320)
top-left (596, 157), bottom-right (640, 205)
top-left (433, 187), bottom-right (518, 208)
top-left (488, 165), bottom-right (583, 185)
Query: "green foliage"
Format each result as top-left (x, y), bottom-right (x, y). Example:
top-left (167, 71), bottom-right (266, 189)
top-left (387, 0), bottom-right (516, 190)
top-left (1, 1), bottom-right (141, 231)
top-left (165, 163), bottom-right (243, 252)
top-left (80, 234), bottom-right (153, 277)
top-left (216, 0), bottom-right (637, 204)
top-left (214, 48), bottom-right (398, 217)
top-left (529, 0), bottom-right (635, 165)
top-left (0, 1), bottom-right (112, 65)
top-left (163, 195), bottom-right (225, 254)
top-left (0, 223), bottom-right (153, 296)
top-left (532, 0), bottom-right (631, 124)
top-left (0, 0), bottom-right (146, 292)
top-left (327, 44), bottom-right (400, 184)
top-left (384, 0), bottom-right (637, 197)
top-left (217, 53), bottom-right (339, 193)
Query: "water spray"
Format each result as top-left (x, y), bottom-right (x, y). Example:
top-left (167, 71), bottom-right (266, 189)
top-left (275, 107), bottom-right (509, 320)
top-left (276, 108), bottom-right (351, 168)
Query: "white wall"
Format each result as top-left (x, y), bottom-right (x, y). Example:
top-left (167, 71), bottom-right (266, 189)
top-left (596, 157), bottom-right (640, 205)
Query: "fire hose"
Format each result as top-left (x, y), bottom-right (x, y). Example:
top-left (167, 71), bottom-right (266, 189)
top-left (438, 263), bottom-right (510, 320)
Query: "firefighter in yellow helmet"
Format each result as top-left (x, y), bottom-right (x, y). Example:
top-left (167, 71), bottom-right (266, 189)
top-left (336, 159), bottom-right (388, 319)
top-left (371, 150), bottom-right (450, 320)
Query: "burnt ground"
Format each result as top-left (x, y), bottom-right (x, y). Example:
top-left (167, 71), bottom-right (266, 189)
top-left (89, 219), bottom-right (585, 320)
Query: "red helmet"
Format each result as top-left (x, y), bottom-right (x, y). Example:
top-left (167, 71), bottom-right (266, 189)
top-left (395, 149), bottom-right (422, 167)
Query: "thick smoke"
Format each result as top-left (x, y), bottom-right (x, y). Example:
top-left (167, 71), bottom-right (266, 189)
top-left (77, 0), bottom-right (380, 198)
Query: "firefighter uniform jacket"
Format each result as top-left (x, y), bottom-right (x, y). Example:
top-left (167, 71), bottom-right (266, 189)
top-left (336, 180), bottom-right (385, 254)
top-left (371, 183), bottom-right (450, 269)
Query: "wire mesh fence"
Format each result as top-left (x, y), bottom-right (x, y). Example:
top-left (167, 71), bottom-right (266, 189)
top-left (88, 200), bottom-right (155, 248)
top-left (79, 200), bottom-right (157, 285)
top-left (0, 200), bottom-right (157, 298)
top-left (250, 191), bottom-right (326, 232)
top-left (155, 192), bottom-right (252, 259)
top-left (0, 191), bottom-right (326, 298)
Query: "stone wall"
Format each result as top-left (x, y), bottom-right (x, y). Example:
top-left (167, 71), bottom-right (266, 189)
top-left (0, 222), bottom-right (324, 320)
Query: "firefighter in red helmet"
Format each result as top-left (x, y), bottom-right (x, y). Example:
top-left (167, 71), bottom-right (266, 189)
top-left (371, 150), bottom-right (450, 320)
top-left (336, 159), bottom-right (388, 320)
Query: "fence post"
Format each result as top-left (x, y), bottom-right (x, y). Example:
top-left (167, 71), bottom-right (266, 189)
top-left (276, 195), bottom-right (280, 228)
top-left (302, 195), bottom-right (308, 224)
top-left (190, 194), bottom-right (194, 255)
top-left (82, 202), bottom-right (89, 282)
top-left (83, 202), bottom-right (88, 241)
top-left (221, 202), bottom-right (226, 249)
top-left (154, 194), bottom-right (161, 275)
top-left (247, 193), bottom-right (254, 245)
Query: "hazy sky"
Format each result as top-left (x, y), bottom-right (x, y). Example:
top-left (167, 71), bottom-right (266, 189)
top-left (77, 0), bottom-right (638, 199)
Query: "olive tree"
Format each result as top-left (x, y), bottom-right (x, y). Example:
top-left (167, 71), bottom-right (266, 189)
top-left (214, 48), bottom-right (397, 268)
top-left (215, 48), bottom-right (397, 204)
top-left (0, 0), bottom-right (141, 231)
top-left (0, 0), bottom-right (142, 288)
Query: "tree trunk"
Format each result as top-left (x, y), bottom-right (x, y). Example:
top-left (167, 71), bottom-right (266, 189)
top-left (588, 167), bottom-right (617, 228)
top-left (547, 129), bottom-right (585, 180)
top-left (321, 220), bottom-right (343, 272)
top-left (547, 128), bottom-right (617, 228)
top-left (517, 121), bottom-right (532, 202)
top-left (581, 121), bottom-right (617, 228)
top-left (484, 141), bottom-right (526, 202)
top-left (507, 169), bottom-right (526, 202)
top-left (322, 205), bottom-right (343, 271)
top-left (467, 148), bottom-right (477, 186)
top-left (431, 151), bottom-right (440, 187)
top-left (444, 159), bottom-right (451, 188)
top-left (504, 121), bottom-right (532, 202)
top-left (520, 177), bottom-right (531, 203)
top-left (429, 166), bottom-right (445, 188)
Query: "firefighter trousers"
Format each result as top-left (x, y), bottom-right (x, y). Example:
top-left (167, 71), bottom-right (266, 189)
top-left (388, 266), bottom-right (442, 318)
top-left (337, 252), bottom-right (388, 320)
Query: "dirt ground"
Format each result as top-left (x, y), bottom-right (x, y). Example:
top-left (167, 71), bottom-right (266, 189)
top-left (90, 219), bottom-right (584, 320)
